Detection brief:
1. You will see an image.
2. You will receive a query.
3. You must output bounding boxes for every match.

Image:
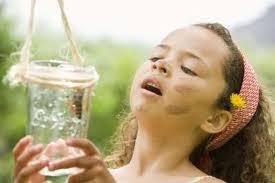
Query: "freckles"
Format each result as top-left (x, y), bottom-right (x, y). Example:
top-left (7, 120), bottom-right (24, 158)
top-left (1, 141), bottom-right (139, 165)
top-left (164, 105), bottom-right (190, 115)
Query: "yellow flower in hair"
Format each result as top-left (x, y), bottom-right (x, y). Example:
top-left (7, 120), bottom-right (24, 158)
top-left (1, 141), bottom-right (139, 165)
top-left (230, 93), bottom-right (245, 109)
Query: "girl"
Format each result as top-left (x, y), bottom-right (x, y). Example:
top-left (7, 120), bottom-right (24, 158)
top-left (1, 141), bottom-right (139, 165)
top-left (12, 23), bottom-right (275, 183)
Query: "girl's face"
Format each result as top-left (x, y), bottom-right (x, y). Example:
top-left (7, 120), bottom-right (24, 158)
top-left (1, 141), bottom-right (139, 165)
top-left (130, 26), bottom-right (229, 130)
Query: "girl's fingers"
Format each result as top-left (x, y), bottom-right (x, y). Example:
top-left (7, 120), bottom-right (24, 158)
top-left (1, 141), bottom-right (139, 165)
top-left (67, 166), bottom-right (105, 183)
top-left (15, 159), bottom-right (48, 183)
top-left (48, 155), bottom-right (102, 171)
top-left (14, 144), bottom-right (44, 177)
top-left (13, 135), bottom-right (33, 160)
top-left (66, 138), bottom-right (100, 156)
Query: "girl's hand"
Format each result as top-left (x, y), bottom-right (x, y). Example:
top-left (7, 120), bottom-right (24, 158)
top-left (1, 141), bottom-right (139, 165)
top-left (48, 138), bottom-right (116, 183)
top-left (13, 135), bottom-right (48, 183)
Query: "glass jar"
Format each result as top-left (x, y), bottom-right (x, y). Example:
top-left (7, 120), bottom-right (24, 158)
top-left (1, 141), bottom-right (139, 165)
top-left (25, 60), bottom-right (99, 176)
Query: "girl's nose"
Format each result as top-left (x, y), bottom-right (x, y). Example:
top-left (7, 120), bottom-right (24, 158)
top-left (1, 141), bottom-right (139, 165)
top-left (152, 60), bottom-right (170, 76)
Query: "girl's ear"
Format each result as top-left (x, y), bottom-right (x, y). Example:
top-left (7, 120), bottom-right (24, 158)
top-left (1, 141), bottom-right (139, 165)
top-left (200, 110), bottom-right (232, 134)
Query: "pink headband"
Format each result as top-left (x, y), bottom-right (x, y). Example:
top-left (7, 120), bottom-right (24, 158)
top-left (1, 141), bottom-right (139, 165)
top-left (206, 49), bottom-right (260, 151)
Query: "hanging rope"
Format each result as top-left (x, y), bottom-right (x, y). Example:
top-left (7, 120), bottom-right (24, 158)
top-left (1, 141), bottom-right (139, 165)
top-left (57, 0), bottom-right (83, 65)
top-left (4, 0), bottom-right (84, 86)
top-left (20, 0), bottom-right (83, 65)
top-left (20, 0), bottom-right (36, 64)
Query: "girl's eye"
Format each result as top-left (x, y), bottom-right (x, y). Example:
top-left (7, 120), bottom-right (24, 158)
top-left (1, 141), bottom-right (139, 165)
top-left (149, 57), bottom-right (161, 62)
top-left (181, 66), bottom-right (197, 76)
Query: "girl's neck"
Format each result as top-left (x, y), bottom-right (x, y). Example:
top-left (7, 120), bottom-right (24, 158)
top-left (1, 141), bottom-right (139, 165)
top-left (126, 124), bottom-right (203, 177)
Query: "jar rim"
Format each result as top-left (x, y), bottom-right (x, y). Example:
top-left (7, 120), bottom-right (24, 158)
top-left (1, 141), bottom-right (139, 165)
top-left (24, 60), bottom-right (99, 89)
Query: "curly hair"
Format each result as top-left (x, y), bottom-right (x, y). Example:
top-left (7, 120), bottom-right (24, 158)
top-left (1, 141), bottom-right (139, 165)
top-left (104, 23), bottom-right (275, 183)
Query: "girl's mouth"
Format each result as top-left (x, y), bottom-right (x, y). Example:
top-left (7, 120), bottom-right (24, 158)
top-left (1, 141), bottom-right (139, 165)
top-left (141, 78), bottom-right (162, 96)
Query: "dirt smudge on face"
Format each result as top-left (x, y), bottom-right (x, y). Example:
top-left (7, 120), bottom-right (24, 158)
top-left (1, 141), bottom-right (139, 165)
top-left (164, 105), bottom-right (190, 115)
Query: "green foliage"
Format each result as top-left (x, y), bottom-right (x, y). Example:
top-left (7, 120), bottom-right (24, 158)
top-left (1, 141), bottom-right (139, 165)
top-left (253, 51), bottom-right (275, 92)
top-left (0, 4), bottom-right (24, 182)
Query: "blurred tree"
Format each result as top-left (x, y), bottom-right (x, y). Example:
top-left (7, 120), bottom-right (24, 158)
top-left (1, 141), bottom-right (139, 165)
top-left (0, 2), bottom-right (25, 182)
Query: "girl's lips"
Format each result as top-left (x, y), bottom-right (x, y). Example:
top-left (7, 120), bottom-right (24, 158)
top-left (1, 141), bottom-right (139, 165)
top-left (141, 88), bottom-right (163, 98)
top-left (141, 77), bottom-right (162, 96)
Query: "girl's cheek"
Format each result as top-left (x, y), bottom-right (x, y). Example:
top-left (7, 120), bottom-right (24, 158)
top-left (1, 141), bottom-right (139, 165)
top-left (133, 63), bottom-right (149, 79)
top-left (139, 62), bottom-right (151, 73)
top-left (132, 62), bottom-right (152, 87)
top-left (164, 104), bottom-right (191, 115)
top-left (173, 80), bottom-right (195, 95)
top-left (163, 78), bottom-right (196, 116)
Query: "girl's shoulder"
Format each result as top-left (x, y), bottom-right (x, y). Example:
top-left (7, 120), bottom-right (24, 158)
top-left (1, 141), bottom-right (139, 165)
top-left (190, 176), bottom-right (226, 183)
top-left (108, 168), bottom-right (226, 183)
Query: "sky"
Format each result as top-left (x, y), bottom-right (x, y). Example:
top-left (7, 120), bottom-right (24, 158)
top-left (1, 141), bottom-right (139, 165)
top-left (4, 0), bottom-right (275, 44)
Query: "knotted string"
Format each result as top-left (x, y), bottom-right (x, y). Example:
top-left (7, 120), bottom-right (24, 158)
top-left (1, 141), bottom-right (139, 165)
top-left (4, 0), bottom-right (84, 86)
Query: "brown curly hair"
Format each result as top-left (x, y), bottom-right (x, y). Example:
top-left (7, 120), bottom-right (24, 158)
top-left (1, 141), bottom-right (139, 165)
top-left (104, 23), bottom-right (275, 183)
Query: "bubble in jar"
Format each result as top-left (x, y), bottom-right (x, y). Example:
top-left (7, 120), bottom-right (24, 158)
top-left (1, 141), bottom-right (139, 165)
top-left (33, 109), bottom-right (46, 123)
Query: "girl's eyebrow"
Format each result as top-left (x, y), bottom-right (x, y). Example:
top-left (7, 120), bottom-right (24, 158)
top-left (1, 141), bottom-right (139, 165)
top-left (156, 44), bottom-right (208, 68)
top-left (156, 44), bottom-right (170, 51)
